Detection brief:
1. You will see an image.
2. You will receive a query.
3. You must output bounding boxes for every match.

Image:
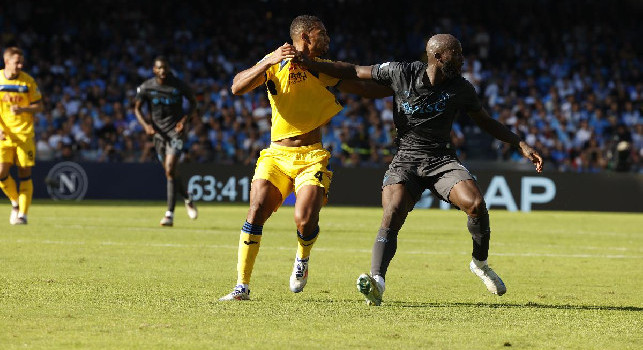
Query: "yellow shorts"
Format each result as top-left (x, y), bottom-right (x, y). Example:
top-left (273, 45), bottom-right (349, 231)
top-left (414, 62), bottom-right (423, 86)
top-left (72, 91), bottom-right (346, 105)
top-left (0, 136), bottom-right (36, 167)
top-left (253, 142), bottom-right (333, 208)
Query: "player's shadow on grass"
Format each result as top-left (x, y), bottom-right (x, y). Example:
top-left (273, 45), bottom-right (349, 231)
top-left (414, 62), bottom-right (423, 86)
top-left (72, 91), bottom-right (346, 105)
top-left (389, 301), bottom-right (643, 312)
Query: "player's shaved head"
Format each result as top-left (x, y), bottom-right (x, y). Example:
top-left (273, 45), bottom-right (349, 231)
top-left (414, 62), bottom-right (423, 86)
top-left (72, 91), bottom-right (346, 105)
top-left (426, 34), bottom-right (461, 55)
top-left (425, 34), bottom-right (464, 80)
top-left (290, 15), bottom-right (323, 41)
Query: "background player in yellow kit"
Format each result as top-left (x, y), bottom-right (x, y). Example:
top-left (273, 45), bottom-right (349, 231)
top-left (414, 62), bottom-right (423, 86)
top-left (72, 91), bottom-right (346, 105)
top-left (219, 15), bottom-right (392, 300)
top-left (0, 47), bottom-right (43, 225)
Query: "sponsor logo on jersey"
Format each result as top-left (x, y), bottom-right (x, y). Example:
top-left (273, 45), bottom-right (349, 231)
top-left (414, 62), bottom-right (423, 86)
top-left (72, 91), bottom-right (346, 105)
top-left (401, 92), bottom-right (453, 116)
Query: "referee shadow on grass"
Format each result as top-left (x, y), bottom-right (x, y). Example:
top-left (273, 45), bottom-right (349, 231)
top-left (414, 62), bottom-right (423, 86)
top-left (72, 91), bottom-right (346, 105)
top-left (387, 301), bottom-right (643, 312)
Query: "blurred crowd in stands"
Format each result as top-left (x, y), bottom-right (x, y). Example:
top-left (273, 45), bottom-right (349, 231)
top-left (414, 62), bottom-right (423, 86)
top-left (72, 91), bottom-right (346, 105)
top-left (1, 0), bottom-right (640, 172)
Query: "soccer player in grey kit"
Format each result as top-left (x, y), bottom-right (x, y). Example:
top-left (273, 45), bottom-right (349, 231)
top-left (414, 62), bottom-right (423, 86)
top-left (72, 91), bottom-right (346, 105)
top-left (296, 34), bottom-right (543, 305)
top-left (135, 56), bottom-right (198, 226)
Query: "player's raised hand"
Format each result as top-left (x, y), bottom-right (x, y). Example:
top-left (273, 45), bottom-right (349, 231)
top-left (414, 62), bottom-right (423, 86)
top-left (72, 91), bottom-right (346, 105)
top-left (519, 141), bottom-right (543, 173)
top-left (268, 43), bottom-right (296, 65)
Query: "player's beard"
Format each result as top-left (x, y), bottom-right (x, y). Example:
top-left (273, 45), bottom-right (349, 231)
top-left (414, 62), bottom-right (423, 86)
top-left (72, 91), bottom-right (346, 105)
top-left (315, 44), bottom-right (329, 57)
top-left (441, 61), bottom-right (461, 79)
top-left (316, 38), bottom-right (330, 56)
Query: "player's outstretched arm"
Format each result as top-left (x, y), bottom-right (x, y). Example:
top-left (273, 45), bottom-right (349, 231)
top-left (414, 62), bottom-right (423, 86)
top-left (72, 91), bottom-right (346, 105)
top-left (468, 107), bottom-right (543, 172)
top-left (337, 80), bottom-right (393, 98)
top-left (231, 43), bottom-right (296, 95)
top-left (295, 52), bottom-right (373, 80)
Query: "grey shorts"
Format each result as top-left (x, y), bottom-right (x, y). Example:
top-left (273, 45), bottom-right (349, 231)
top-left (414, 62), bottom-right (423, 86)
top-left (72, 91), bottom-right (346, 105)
top-left (382, 150), bottom-right (475, 204)
top-left (154, 133), bottom-right (185, 162)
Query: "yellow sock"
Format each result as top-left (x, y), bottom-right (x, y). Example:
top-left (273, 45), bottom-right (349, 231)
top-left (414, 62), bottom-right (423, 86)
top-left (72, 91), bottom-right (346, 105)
top-left (296, 227), bottom-right (319, 260)
top-left (236, 222), bottom-right (263, 285)
top-left (18, 177), bottom-right (33, 215)
top-left (0, 175), bottom-right (19, 203)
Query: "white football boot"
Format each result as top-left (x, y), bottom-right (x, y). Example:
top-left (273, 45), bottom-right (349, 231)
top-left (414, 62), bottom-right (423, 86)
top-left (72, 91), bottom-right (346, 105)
top-left (356, 273), bottom-right (385, 306)
top-left (14, 214), bottom-right (27, 225)
top-left (289, 257), bottom-right (309, 293)
top-left (9, 206), bottom-right (19, 225)
top-left (219, 284), bottom-right (250, 301)
top-left (469, 258), bottom-right (507, 295)
top-left (160, 216), bottom-right (173, 227)
top-left (184, 195), bottom-right (198, 220)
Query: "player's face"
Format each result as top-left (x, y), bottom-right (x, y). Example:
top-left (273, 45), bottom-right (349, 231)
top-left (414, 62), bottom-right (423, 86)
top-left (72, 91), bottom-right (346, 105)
top-left (153, 60), bottom-right (169, 81)
top-left (440, 44), bottom-right (464, 79)
top-left (4, 54), bottom-right (24, 77)
top-left (308, 23), bottom-right (330, 57)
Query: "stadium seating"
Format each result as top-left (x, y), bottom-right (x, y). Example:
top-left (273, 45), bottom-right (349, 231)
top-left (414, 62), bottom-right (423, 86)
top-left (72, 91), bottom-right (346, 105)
top-left (1, 0), bottom-right (639, 172)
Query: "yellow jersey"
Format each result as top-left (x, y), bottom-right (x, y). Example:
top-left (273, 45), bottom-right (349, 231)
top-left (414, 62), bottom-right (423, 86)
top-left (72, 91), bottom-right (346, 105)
top-left (0, 70), bottom-right (42, 139)
top-left (261, 55), bottom-right (343, 141)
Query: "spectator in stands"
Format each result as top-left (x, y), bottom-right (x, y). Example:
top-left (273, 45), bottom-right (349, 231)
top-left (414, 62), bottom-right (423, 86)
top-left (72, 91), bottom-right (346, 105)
top-left (0, 0), bottom-right (638, 173)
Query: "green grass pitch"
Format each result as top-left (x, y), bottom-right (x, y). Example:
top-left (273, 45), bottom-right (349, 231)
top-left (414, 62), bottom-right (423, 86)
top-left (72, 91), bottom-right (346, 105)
top-left (1, 200), bottom-right (641, 349)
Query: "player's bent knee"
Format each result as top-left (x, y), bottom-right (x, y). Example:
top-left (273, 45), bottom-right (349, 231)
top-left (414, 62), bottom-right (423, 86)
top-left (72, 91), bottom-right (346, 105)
top-left (247, 202), bottom-right (275, 223)
top-left (294, 214), bottom-right (319, 234)
top-left (464, 197), bottom-right (486, 217)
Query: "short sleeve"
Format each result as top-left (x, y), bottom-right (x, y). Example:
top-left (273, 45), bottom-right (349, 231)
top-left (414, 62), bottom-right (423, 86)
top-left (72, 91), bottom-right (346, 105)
top-left (371, 61), bottom-right (404, 86)
top-left (135, 84), bottom-right (146, 101)
top-left (27, 77), bottom-right (42, 103)
top-left (462, 79), bottom-right (482, 112)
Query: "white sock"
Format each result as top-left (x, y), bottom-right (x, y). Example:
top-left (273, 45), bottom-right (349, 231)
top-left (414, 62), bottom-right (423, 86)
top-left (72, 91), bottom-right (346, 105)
top-left (11, 201), bottom-right (18, 208)
top-left (165, 211), bottom-right (174, 218)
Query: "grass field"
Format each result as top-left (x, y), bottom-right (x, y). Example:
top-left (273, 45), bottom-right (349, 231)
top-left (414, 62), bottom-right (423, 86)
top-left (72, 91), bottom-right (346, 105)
top-left (1, 200), bottom-right (641, 349)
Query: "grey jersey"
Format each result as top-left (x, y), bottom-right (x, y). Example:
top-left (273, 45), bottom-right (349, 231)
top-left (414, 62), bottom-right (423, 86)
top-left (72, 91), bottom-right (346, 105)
top-left (371, 61), bottom-right (481, 152)
top-left (135, 74), bottom-right (195, 138)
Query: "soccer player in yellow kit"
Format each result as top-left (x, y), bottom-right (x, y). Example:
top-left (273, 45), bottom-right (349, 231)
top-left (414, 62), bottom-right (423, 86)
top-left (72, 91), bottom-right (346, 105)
top-left (0, 47), bottom-right (43, 225)
top-left (219, 15), bottom-right (392, 300)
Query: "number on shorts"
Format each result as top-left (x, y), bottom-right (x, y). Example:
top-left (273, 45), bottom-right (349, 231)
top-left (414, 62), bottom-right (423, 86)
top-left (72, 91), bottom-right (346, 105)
top-left (314, 171), bottom-right (323, 182)
top-left (170, 138), bottom-right (183, 151)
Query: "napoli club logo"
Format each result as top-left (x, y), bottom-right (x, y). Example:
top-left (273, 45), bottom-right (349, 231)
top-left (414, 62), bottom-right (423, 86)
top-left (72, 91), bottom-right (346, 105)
top-left (45, 162), bottom-right (89, 201)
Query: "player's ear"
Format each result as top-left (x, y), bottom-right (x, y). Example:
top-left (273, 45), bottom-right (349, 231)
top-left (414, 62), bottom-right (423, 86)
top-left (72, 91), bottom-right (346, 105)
top-left (301, 32), bottom-right (310, 44)
top-left (434, 51), bottom-right (443, 63)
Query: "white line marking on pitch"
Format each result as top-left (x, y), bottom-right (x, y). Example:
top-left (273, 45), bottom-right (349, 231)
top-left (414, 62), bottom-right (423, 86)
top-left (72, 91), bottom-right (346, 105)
top-left (44, 224), bottom-right (643, 253)
top-left (4, 239), bottom-right (642, 259)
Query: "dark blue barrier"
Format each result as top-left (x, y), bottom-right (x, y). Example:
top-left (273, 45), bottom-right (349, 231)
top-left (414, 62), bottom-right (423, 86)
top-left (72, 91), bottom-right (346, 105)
top-left (32, 161), bottom-right (166, 200)
top-left (30, 161), bottom-right (643, 212)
